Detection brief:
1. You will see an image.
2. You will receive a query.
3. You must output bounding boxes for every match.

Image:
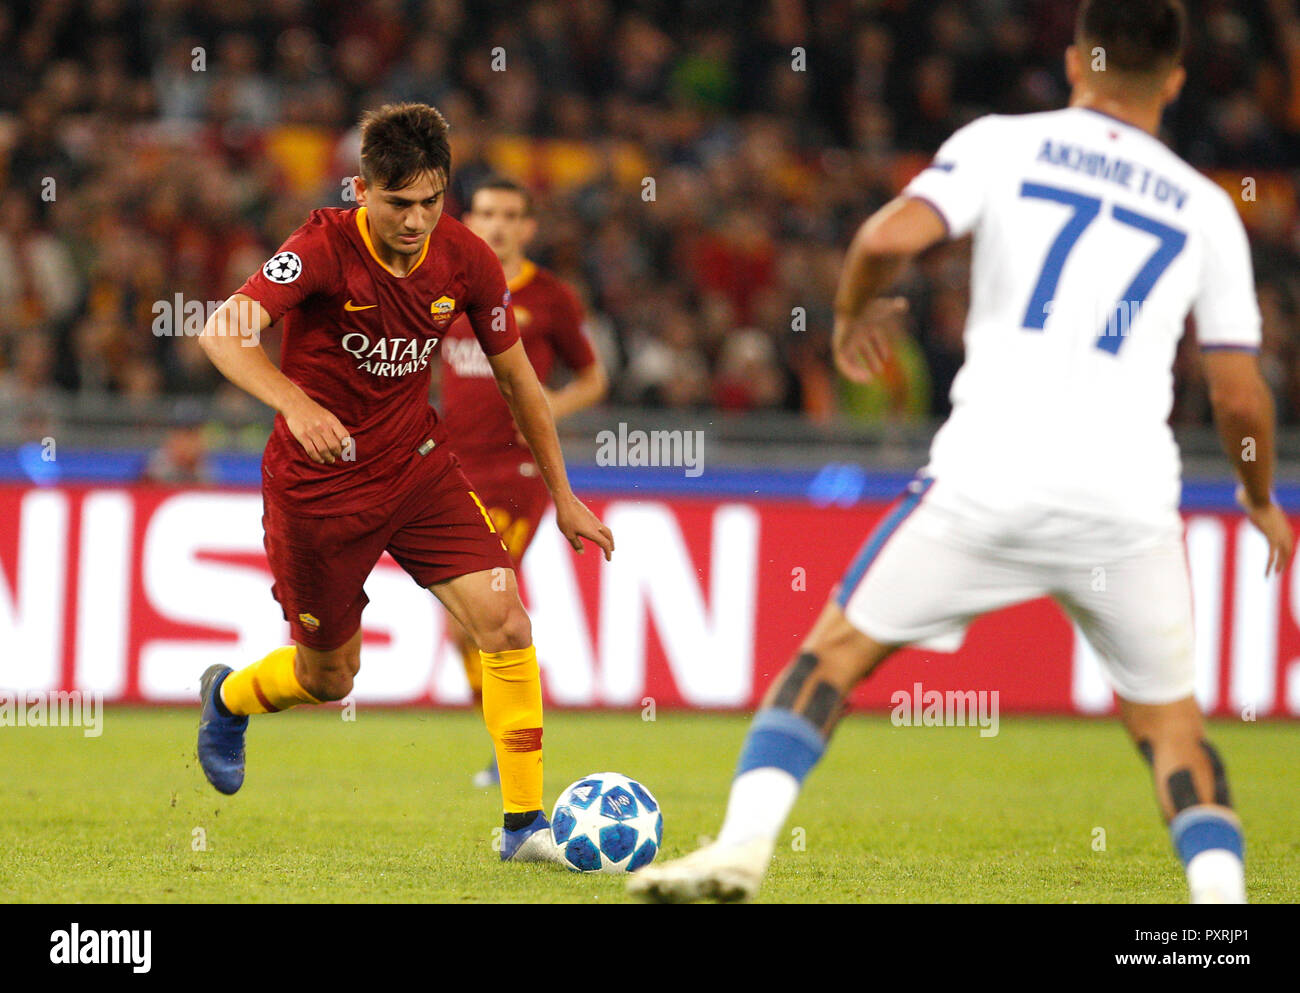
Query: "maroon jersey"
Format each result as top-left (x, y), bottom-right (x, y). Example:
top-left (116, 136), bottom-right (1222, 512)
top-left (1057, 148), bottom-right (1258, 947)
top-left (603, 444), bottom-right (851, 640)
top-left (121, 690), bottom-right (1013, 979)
top-left (439, 259), bottom-right (595, 464)
top-left (237, 207), bottom-right (519, 516)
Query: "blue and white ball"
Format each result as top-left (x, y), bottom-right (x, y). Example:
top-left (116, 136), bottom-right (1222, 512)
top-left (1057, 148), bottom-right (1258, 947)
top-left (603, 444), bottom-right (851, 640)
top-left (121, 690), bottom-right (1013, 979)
top-left (551, 772), bottom-right (663, 873)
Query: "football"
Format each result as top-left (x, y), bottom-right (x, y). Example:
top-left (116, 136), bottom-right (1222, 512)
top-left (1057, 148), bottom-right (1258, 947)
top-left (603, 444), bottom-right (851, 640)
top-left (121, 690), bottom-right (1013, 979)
top-left (551, 772), bottom-right (663, 873)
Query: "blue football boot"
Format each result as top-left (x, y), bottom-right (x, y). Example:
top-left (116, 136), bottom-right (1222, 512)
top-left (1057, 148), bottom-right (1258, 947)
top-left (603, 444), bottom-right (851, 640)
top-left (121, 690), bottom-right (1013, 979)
top-left (198, 664), bottom-right (248, 795)
top-left (500, 811), bottom-right (561, 863)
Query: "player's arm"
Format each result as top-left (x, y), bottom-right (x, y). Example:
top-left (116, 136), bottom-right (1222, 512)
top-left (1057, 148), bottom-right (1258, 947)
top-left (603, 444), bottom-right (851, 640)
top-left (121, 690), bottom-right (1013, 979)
top-left (486, 340), bottom-right (614, 560)
top-left (545, 359), bottom-right (608, 421)
top-left (198, 294), bottom-right (350, 465)
top-left (1202, 349), bottom-right (1293, 574)
top-left (1195, 188), bottom-right (1292, 574)
top-left (540, 284), bottom-right (607, 423)
top-left (832, 196), bottom-right (948, 383)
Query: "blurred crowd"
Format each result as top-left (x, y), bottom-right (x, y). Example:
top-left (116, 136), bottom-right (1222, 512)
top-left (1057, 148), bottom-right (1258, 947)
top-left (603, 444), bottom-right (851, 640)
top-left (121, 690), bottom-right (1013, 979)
top-left (4, 0), bottom-right (1300, 443)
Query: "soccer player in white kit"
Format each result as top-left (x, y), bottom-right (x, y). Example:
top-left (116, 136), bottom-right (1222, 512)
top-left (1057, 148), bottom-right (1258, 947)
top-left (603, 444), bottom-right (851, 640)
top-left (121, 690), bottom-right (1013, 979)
top-left (631, 0), bottom-right (1294, 904)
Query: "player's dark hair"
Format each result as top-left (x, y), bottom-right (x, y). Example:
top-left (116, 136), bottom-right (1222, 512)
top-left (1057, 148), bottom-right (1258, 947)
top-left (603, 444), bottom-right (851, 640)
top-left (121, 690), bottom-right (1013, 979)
top-left (471, 176), bottom-right (534, 216)
top-left (1076, 0), bottom-right (1185, 74)
top-left (359, 102), bottom-right (451, 191)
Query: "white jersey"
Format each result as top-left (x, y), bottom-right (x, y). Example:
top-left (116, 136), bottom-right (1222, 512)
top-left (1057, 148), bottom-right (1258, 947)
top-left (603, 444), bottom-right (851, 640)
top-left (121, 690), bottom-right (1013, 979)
top-left (904, 107), bottom-right (1260, 529)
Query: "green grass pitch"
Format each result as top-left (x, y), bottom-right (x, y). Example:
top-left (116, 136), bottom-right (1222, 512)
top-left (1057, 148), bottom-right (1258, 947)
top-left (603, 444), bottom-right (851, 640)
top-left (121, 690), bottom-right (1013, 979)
top-left (2, 707), bottom-right (1296, 903)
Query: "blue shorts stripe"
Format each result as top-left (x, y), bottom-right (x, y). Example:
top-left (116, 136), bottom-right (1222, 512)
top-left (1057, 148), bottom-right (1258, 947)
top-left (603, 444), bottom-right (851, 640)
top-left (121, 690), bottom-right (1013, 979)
top-left (835, 477), bottom-right (933, 608)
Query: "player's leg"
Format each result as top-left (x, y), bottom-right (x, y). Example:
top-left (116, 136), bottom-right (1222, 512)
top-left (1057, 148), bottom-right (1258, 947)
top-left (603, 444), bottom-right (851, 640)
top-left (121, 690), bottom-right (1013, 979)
top-left (1059, 535), bottom-right (1244, 903)
top-left (198, 498), bottom-right (383, 795)
top-left (450, 507), bottom-right (513, 712)
top-left (451, 614), bottom-right (503, 787)
top-left (453, 616), bottom-right (486, 708)
top-left (433, 565), bottom-right (535, 787)
top-left (1117, 695), bottom-right (1244, 903)
top-left (431, 565), bottom-right (554, 860)
top-left (630, 482), bottom-right (1035, 901)
top-left (717, 601), bottom-right (893, 844)
top-left (727, 600), bottom-right (901, 884)
top-left (218, 631), bottom-right (357, 709)
top-left (451, 496), bottom-right (539, 787)
top-left (386, 462), bottom-right (554, 861)
top-left (628, 599), bottom-right (899, 902)
top-left (199, 632), bottom-right (361, 795)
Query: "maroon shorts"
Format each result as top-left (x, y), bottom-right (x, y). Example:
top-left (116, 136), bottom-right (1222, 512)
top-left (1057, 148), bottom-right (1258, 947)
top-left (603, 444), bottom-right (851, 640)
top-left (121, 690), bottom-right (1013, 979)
top-left (263, 453), bottom-right (512, 650)
top-left (456, 456), bottom-right (552, 564)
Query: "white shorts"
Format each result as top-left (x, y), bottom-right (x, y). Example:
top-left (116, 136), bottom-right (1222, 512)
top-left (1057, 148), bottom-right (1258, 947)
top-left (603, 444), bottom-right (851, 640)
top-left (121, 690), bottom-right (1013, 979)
top-left (836, 478), bottom-right (1195, 705)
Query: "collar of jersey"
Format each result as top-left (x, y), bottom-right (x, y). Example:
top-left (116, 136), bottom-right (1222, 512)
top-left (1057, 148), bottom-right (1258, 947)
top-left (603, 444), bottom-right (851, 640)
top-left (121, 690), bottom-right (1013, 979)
top-left (356, 207), bottom-right (430, 278)
top-left (507, 258), bottom-right (537, 294)
top-left (1076, 105), bottom-right (1150, 136)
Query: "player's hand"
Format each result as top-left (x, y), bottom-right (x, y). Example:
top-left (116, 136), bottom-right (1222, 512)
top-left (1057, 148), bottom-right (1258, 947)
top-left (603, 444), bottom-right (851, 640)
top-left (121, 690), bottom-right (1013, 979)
top-left (282, 393), bottom-right (351, 465)
top-left (1236, 486), bottom-right (1294, 576)
top-left (554, 492), bottom-right (614, 561)
top-left (833, 297), bottom-right (907, 383)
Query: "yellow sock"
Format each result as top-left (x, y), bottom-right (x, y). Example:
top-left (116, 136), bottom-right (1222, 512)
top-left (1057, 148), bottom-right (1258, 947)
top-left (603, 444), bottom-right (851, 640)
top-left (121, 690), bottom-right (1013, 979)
top-left (480, 645), bottom-right (543, 813)
top-left (220, 646), bottom-right (321, 715)
top-left (461, 640), bottom-right (484, 707)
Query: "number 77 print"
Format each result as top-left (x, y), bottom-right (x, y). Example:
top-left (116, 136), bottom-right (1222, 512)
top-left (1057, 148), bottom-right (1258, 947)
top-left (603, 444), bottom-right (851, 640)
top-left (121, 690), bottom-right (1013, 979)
top-left (1019, 180), bottom-right (1186, 352)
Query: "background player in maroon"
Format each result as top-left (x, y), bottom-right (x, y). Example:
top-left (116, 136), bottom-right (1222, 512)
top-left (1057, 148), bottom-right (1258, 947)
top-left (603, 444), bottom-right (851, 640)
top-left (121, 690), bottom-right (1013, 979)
top-left (194, 103), bottom-right (613, 864)
top-left (439, 177), bottom-right (608, 786)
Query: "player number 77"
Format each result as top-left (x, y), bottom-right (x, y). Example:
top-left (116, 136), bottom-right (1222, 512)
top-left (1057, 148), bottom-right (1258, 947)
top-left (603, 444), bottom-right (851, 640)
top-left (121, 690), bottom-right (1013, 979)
top-left (1019, 180), bottom-right (1187, 353)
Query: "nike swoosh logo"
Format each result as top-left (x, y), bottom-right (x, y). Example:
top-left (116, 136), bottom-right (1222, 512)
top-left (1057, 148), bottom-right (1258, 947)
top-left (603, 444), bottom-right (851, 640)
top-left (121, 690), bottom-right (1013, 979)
top-left (344, 300), bottom-right (377, 311)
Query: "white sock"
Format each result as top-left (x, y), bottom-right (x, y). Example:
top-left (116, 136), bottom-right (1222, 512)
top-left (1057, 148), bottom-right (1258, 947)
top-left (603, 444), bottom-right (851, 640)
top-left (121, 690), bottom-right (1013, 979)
top-left (1186, 849), bottom-right (1246, 904)
top-left (716, 767), bottom-right (800, 847)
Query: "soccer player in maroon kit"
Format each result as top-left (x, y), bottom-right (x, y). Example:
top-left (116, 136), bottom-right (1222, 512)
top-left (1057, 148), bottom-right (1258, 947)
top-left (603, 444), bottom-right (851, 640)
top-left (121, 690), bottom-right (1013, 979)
top-left (440, 177), bottom-right (608, 786)
top-left (194, 103), bottom-right (613, 863)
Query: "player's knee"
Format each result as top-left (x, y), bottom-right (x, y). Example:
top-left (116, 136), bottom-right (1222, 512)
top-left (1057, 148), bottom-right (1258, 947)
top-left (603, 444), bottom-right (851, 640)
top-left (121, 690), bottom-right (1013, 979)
top-left (499, 607), bottom-right (533, 651)
top-left (300, 666), bottom-right (354, 702)
top-left (295, 644), bottom-right (359, 702)
top-left (474, 602), bottom-right (532, 653)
